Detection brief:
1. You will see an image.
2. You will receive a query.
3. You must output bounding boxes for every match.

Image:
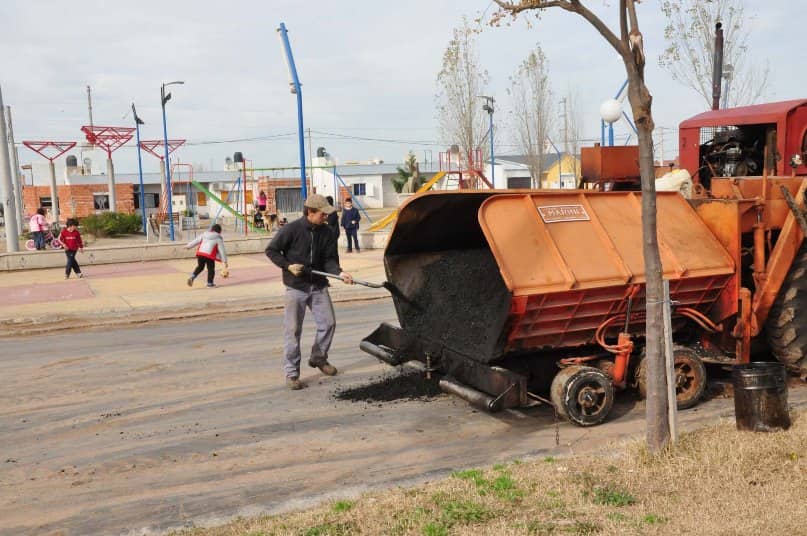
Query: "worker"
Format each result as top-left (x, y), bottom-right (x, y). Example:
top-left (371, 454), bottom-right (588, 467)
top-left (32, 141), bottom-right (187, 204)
top-left (265, 194), bottom-right (354, 390)
top-left (325, 195), bottom-right (340, 241)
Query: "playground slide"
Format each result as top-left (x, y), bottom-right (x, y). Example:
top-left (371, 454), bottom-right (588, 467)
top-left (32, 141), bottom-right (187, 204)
top-left (368, 171), bottom-right (446, 232)
top-left (190, 180), bottom-right (268, 234)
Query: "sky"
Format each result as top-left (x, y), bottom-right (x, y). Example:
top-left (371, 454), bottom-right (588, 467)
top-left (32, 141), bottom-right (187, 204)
top-left (1, 0), bottom-right (803, 176)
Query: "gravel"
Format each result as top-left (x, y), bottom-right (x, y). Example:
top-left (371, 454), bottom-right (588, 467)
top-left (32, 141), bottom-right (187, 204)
top-left (332, 371), bottom-right (443, 404)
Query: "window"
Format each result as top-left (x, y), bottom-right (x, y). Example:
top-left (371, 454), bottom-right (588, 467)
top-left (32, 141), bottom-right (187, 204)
top-left (133, 192), bottom-right (159, 209)
top-left (196, 192), bottom-right (207, 206)
top-left (507, 177), bottom-right (532, 189)
top-left (39, 196), bottom-right (53, 208)
top-left (93, 193), bottom-right (109, 211)
top-left (352, 183), bottom-right (367, 196)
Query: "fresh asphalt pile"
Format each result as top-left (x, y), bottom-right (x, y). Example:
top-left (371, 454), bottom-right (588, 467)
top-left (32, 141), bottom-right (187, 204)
top-left (332, 370), bottom-right (443, 404)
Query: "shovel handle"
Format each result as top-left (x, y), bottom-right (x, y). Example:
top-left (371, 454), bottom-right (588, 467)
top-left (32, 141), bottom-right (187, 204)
top-left (310, 270), bottom-right (384, 288)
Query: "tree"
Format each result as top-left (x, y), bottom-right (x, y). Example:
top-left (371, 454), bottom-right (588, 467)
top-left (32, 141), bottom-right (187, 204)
top-left (493, 0), bottom-right (670, 452)
top-left (659, 0), bottom-right (769, 108)
top-left (507, 46), bottom-right (552, 187)
top-left (559, 89), bottom-right (583, 185)
top-left (436, 18), bottom-right (491, 167)
top-left (394, 151), bottom-right (421, 193)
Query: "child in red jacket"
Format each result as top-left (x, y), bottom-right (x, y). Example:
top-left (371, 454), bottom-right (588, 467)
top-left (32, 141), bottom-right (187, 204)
top-left (58, 218), bottom-right (84, 279)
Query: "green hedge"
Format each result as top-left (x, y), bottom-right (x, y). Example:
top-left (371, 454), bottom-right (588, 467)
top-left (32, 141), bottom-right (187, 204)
top-left (80, 212), bottom-right (142, 237)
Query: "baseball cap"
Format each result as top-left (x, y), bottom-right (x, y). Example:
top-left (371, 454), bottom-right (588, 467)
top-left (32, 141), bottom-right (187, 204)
top-left (303, 194), bottom-right (336, 214)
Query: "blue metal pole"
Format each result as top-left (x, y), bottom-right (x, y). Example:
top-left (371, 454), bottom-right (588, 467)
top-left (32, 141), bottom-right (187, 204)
top-left (134, 116), bottom-right (147, 234)
top-left (601, 119), bottom-right (605, 146)
top-left (489, 111), bottom-right (495, 187)
top-left (161, 88), bottom-right (175, 241)
top-left (608, 123), bottom-right (614, 146)
top-left (278, 22), bottom-right (307, 199)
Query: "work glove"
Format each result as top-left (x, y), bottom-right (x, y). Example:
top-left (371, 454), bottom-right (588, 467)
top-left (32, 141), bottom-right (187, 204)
top-left (288, 263), bottom-right (305, 277)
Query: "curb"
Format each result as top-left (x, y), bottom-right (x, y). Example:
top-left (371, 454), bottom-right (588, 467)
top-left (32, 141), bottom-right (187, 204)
top-left (0, 287), bottom-right (391, 337)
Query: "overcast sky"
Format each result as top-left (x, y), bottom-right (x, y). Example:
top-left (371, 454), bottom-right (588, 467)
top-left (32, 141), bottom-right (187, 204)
top-left (1, 0), bottom-right (802, 175)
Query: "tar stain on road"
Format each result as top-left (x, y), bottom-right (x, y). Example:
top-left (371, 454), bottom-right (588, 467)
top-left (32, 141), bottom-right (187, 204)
top-left (332, 371), bottom-right (443, 404)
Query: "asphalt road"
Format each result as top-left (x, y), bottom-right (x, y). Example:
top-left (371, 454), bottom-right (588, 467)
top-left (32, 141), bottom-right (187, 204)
top-left (1, 299), bottom-right (805, 536)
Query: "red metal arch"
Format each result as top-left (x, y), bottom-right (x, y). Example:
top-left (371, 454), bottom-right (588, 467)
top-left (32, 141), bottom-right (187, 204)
top-left (80, 125), bottom-right (135, 157)
top-left (139, 139), bottom-right (186, 160)
top-left (22, 141), bottom-right (77, 162)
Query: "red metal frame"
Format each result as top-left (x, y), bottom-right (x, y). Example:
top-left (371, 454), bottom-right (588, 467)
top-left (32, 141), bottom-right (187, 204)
top-left (22, 141), bottom-right (77, 162)
top-left (139, 139), bottom-right (186, 160)
top-left (80, 126), bottom-right (136, 158)
top-left (439, 148), bottom-right (489, 188)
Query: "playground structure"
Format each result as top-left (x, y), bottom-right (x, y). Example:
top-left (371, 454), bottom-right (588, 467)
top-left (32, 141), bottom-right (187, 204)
top-left (438, 147), bottom-right (493, 190)
top-left (21, 141), bottom-right (77, 224)
top-left (138, 139), bottom-right (186, 225)
top-left (80, 125), bottom-right (135, 212)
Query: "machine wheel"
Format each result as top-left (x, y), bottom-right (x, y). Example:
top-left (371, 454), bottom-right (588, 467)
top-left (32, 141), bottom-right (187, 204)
top-left (550, 366), bottom-right (614, 427)
top-left (766, 243), bottom-right (807, 371)
top-left (634, 346), bottom-right (707, 410)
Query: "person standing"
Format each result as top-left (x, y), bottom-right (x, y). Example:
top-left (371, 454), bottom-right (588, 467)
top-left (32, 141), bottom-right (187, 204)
top-left (58, 218), bottom-right (84, 279)
top-left (30, 208), bottom-right (48, 250)
top-left (266, 194), bottom-right (354, 390)
top-left (258, 190), bottom-right (267, 213)
top-left (340, 197), bottom-right (361, 253)
top-left (185, 223), bottom-right (228, 288)
top-left (325, 195), bottom-right (340, 241)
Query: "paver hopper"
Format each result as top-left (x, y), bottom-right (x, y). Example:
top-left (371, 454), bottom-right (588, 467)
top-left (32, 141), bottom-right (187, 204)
top-left (362, 190), bottom-right (738, 425)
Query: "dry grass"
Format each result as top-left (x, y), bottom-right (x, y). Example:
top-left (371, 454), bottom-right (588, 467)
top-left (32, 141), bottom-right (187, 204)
top-left (174, 411), bottom-right (806, 536)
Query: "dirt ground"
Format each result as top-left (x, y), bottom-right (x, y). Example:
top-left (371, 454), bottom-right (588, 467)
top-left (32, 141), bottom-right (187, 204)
top-left (1, 301), bottom-right (805, 536)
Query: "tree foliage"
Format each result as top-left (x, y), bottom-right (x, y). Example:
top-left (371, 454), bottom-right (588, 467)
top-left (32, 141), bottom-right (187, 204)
top-left (507, 46), bottom-right (552, 186)
top-left (394, 151), bottom-right (421, 193)
top-left (659, 0), bottom-right (769, 108)
top-left (436, 18), bottom-right (491, 164)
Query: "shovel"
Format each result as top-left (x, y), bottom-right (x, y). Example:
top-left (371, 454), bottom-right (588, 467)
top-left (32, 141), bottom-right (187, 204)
top-left (311, 270), bottom-right (384, 288)
top-left (311, 270), bottom-right (421, 310)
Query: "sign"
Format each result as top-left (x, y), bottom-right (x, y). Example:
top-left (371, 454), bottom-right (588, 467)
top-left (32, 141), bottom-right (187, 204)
top-left (537, 204), bottom-right (590, 223)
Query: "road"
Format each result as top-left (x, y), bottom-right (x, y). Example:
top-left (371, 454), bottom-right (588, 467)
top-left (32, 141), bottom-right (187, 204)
top-left (1, 299), bottom-right (805, 535)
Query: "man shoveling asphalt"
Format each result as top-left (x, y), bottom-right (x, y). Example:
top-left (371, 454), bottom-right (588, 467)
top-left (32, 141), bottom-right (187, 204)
top-left (266, 194), bottom-right (354, 390)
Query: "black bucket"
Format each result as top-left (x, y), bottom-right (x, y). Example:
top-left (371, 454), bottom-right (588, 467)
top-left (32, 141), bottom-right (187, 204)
top-left (731, 362), bottom-right (791, 432)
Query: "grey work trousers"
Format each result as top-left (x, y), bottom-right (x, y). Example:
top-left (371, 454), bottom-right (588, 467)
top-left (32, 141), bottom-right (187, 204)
top-left (283, 285), bottom-right (336, 379)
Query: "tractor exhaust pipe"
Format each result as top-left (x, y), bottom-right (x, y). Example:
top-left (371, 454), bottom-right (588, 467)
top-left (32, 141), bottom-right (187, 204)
top-left (712, 22), bottom-right (724, 111)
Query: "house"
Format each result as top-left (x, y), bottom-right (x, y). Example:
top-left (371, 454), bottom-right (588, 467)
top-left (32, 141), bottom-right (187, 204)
top-left (484, 153), bottom-right (581, 189)
top-left (310, 156), bottom-right (408, 209)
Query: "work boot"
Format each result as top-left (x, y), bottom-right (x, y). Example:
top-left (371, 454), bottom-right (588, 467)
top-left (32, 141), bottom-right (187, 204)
top-left (187, 276), bottom-right (194, 287)
top-left (286, 377), bottom-right (304, 390)
top-left (309, 360), bottom-right (338, 376)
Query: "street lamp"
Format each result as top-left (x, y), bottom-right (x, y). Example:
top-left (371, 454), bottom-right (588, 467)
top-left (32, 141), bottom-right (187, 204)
top-left (132, 103), bottom-right (147, 235)
top-left (479, 96), bottom-right (495, 187)
top-left (161, 80), bottom-right (184, 240)
top-left (234, 151), bottom-right (247, 236)
top-left (277, 22), bottom-right (307, 199)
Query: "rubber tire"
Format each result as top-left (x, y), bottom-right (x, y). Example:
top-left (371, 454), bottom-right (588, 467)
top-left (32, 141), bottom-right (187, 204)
top-left (766, 243), bottom-right (807, 371)
top-left (50, 238), bottom-right (63, 249)
top-left (634, 346), bottom-right (707, 410)
top-left (550, 365), bottom-right (614, 427)
top-left (25, 239), bottom-right (36, 251)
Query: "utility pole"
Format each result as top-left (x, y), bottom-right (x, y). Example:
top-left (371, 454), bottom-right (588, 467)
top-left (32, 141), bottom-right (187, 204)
top-left (87, 85), bottom-right (94, 131)
top-left (307, 127), bottom-right (313, 185)
top-left (0, 85), bottom-right (20, 252)
top-left (5, 105), bottom-right (22, 229)
top-left (479, 96), bottom-right (495, 187)
top-left (560, 97), bottom-right (569, 154)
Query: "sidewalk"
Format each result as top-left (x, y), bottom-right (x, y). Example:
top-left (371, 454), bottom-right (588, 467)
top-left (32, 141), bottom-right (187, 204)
top-left (0, 248), bottom-right (389, 337)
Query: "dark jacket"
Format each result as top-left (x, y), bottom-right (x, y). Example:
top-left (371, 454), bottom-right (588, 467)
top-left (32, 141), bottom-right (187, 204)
top-left (341, 207), bottom-right (361, 230)
top-left (327, 211), bottom-right (340, 239)
top-left (266, 216), bottom-right (342, 291)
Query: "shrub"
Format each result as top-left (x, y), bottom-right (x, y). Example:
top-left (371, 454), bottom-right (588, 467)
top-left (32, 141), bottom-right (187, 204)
top-left (80, 212), bottom-right (142, 237)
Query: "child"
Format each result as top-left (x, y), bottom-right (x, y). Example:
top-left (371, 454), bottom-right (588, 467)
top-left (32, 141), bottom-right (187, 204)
top-left (340, 197), bottom-right (361, 253)
top-left (58, 218), bottom-right (84, 279)
top-left (185, 223), bottom-right (228, 288)
top-left (30, 207), bottom-right (48, 250)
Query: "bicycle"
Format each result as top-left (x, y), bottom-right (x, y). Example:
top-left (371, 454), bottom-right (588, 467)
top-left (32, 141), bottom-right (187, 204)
top-left (26, 226), bottom-right (63, 251)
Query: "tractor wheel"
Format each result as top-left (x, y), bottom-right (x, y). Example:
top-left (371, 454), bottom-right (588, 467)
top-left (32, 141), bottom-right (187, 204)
top-left (634, 346), bottom-right (707, 410)
top-left (766, 243), bottom-right (807, 371)
top-left (550, 366), bottom-right (614, 427)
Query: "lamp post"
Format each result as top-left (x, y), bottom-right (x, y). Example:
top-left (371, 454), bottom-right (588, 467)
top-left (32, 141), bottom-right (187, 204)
top-left (234, 151), bottom-right (247, 236)
top-left (161, 80), bottom-right (184, 241)
top-left (479, 96), bottom-right (495, 187)
top-left (132, 103), bottom-right (147, 235)
top-left (277, 22), bottom-right (307, 200)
